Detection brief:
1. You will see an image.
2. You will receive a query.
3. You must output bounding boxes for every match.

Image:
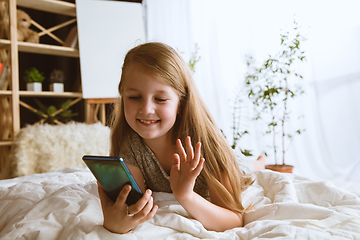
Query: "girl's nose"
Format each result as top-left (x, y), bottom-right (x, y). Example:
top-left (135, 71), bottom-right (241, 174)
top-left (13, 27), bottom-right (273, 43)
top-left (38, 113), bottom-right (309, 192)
top-left (140, 99), bottom-right (155, 114)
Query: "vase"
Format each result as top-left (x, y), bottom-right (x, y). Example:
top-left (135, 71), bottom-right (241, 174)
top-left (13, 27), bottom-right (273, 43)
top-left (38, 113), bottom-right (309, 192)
top-left (265, 164), bottom-right (294, 173)
top-left (26, 82), bottom-right (42, 92)
top-left (49, 83), bottom-right (64, 92)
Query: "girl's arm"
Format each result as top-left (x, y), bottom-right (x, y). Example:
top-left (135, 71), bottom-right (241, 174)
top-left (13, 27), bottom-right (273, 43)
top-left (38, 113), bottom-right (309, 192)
top-left (170, 137), bottom-right (243, 232)
top-left (176, 188), bottom-right (243, 231)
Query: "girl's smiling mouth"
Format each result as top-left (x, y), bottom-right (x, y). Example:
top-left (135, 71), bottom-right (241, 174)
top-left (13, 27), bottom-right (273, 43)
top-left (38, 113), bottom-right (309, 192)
top-left (138, 119), bottom-right (160, 125)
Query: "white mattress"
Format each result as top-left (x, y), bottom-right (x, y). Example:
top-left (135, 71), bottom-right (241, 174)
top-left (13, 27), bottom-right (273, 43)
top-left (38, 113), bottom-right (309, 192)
top-left (0, 168), bottom-right (359, 239)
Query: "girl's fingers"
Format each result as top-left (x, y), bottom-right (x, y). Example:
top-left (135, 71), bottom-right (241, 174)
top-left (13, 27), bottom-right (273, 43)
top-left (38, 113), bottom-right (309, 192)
top-left (176, 137), bottom-right (203, 170)
top-left (98, 182), bottom-right (113, 209)
top-left (191, 142), bottom-right (201, 169)
top-left (129, 191), bottom-right (157, 222)
top-left (137, 195), bottom-right (154, 219)
top-left (176, 139), bottom-right (187, 162)
top-left (140, 204), bottom-right (158, 223)
top-left (115, 184), bottom-right (132, 205)
top-left (172, 154), bottom-right (180, 170)
top-left (148, 205), bottom-right (158, 219)
top-left (193, 158), bottom-right (205, 176)
top-left (170, 154), bottom-right (181, 176)
top-left (185, 136), bottom-right (194, 162)
top-left (128, 189), bottom-right (152, 215)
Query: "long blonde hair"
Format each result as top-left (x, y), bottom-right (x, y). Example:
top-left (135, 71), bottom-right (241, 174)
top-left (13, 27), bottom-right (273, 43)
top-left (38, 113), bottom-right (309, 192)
top-left (110, 42), bottom-right (252, 213)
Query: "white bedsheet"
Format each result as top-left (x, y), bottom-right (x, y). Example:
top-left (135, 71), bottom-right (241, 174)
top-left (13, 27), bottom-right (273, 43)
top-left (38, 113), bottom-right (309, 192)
top-left (0, 168), bottom-right (359, 239)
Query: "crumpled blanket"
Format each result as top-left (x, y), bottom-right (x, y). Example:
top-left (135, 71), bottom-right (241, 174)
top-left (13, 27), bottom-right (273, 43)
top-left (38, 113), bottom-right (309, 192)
top-left (0, 168), bottom-right (359, 239)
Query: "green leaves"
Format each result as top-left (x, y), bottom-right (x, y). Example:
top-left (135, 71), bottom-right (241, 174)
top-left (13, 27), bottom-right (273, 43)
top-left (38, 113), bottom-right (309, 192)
top-left (34, 99), bottom-right (78, 124)
top-left (49, 69), bottom-right (65, 83)
top-left (241, 149), bottom-right (253, 157)
top-left (244, 20), bottom-right (307, 165)
top-left (24, 67), bottom-right (45, 83)
top-left (188, 43), bottom-right (201, 74)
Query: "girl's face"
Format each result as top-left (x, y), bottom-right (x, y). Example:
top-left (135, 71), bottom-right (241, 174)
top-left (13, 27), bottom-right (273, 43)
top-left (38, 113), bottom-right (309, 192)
top-left (122, 64), bottom-right (180, 142)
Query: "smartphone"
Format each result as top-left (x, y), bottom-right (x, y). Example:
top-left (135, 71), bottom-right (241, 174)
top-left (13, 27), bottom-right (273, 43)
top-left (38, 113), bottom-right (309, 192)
top-left (82, 155), bottom-right (143, 205)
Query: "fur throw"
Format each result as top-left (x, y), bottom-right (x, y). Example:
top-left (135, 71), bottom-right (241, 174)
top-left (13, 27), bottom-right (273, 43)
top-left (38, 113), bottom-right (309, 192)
top-left (3, 122), bottom-right (110, 179)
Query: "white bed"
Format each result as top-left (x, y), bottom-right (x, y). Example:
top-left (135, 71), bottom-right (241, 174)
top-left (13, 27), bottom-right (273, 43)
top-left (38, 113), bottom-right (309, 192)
top-left (1, 168), bottom-right (359, 239)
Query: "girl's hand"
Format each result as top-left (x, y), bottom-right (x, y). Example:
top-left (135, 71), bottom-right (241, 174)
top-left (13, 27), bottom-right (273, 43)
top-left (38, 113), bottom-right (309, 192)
top-left (98, 183), bottom-right (158, 234)
top-left (170, 136), bottom-right (205, 200)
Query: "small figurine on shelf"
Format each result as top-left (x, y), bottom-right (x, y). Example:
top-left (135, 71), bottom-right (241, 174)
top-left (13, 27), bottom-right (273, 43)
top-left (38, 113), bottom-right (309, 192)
top-left (24, 67), bottom-right (45, 92)
top-left (48, 69), bottom-right (65, 93)
top-left (17, 10), bottom-right (39, 43)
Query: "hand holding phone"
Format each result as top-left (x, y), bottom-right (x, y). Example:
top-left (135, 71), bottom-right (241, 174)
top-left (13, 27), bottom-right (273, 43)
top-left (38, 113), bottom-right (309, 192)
top-left (82, 155), bottom-right (143, 205)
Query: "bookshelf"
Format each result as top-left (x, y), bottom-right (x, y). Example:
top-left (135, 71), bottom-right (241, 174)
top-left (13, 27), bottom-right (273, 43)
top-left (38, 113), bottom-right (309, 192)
top-left (0, 0), bottom-right (82, 176)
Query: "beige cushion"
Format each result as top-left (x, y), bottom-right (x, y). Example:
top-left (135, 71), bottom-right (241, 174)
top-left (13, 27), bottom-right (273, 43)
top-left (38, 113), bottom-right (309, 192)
top-left (2, 122), bottom-right (110, 179)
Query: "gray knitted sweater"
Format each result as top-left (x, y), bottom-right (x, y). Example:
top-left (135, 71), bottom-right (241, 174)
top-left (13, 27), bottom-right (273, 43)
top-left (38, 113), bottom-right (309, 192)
top-left (120, 132), bottom-right (253, 199)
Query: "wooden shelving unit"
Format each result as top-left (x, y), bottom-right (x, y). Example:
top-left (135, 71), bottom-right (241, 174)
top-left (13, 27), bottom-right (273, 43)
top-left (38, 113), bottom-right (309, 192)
top-left (0, 141), bottom-right (12, 147)
top-left (0, 0), bottom-right (82, 175)
top-left (19, 91), bottom-right (82, 97)
top-left (17, 0), bottom-right (76, 17)
top-left (1, 90), bottom-right (82, 97)
top-left (0, 39), bottom-right (79, 57)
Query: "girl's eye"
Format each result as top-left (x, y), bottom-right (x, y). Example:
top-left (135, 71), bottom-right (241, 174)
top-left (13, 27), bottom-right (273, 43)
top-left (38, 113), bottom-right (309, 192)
top-left (129, 96), bottom-right (140, 100)
top-left (155, 98), bottom-right (167, 102)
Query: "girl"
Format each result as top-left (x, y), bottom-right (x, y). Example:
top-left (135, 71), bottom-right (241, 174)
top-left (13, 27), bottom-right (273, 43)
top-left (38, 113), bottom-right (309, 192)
top-left (98, 42), bottom-right (255, 234)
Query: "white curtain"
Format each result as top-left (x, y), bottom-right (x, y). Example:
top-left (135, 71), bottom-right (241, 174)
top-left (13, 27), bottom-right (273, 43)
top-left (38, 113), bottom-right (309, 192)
top-left (144, 0), bottom-right (231, 138)
top-left (144, 0), bottom-right (360, 182)
top-left (233, 0), bottom-right (360, 182)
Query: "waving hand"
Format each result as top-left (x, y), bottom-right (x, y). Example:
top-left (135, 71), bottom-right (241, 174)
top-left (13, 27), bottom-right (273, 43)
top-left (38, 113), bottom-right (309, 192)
top-left (170, 136), bottom-right (205, 200)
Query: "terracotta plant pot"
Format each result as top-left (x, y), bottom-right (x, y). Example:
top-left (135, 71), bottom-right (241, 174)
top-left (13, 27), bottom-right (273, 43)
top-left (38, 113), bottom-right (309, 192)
top-left (265, 164), bottom-right (294, 173)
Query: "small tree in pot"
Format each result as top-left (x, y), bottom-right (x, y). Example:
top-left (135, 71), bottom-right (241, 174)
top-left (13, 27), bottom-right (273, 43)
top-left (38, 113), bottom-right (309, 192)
top-left (48, 69), bottom-right (65, 92)
top-left (244, 21), bottom-right (306, 173)
top-left (24, 67), bottom-right (45, 92)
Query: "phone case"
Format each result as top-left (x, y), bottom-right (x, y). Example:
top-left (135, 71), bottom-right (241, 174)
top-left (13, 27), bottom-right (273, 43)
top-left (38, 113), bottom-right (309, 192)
top-left (82, 155), bottom-right (143, 205)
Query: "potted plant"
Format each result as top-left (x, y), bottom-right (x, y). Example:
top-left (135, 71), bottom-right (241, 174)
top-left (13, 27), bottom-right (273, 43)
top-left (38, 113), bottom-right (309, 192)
top-left (24, 67), bottom-right (45, 92)
top-left (244, 21), bottom-right (306, 173)
top-left (48, 69), bottom-right (65, 92)
top-left (228, 87), bottom-right (253, 157)
top-left (34, 99), bottom-right (78, 124)
top-left (188, 43), bottom-right (201, 74)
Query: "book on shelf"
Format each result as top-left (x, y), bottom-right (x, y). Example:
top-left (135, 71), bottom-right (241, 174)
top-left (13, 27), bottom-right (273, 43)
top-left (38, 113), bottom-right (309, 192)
top-left (0, 62), bottom-right (4, 74)
top-left (0, 62), bottom-right (7, 90)
top-left (64, 26), bottom-right (78, 48)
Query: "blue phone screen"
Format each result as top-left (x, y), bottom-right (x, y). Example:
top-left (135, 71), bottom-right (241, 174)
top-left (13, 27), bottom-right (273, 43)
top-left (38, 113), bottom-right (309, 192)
top-left (83, 155), bottom-right (143, 205)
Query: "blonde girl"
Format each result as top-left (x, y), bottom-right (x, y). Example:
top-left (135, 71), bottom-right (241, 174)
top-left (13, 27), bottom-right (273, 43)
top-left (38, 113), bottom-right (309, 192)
top-left (98, 42), bottom-right (253, 234)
